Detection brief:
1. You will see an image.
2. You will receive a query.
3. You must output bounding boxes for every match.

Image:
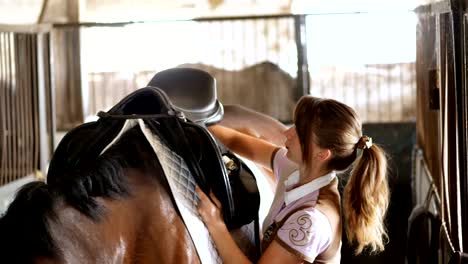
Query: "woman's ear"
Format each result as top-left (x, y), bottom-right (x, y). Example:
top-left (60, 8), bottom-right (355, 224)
top-left (317, 149), bottom-right (332, 161)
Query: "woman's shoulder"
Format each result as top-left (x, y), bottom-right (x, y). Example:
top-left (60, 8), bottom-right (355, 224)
top-left (274, 207), bottom-right (333, 262)
top-left (279, 206), bottom-right (332, 235)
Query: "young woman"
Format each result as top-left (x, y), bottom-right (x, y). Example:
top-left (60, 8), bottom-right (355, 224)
top-left (196, 96), bottom-right (389, 264)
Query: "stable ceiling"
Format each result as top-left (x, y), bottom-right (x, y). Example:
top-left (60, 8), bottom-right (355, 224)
top-left (0, 0), bottom-right (427, 24)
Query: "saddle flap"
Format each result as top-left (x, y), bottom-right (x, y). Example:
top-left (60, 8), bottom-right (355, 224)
top-left (172, 121), bottom-right (260, 229)
top-left (180, 122), bottom-right (235, 221)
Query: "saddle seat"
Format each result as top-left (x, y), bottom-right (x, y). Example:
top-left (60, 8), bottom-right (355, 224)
top-left (148, 67), bottom-right (223, 125)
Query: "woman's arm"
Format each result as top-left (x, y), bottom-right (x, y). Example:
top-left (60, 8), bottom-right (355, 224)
top-left (208, 125), bottom-right (280, 171)
top-left (196, 187), bottom-right (302, 264)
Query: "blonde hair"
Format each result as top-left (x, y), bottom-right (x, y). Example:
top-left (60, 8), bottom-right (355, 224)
top-left (294, 96), bottom-right (390, 255)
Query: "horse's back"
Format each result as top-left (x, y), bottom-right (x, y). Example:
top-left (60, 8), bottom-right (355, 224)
top-left (220, 104), bottom-right (287, 146)
top-left (46, 168), bottom-right (200, 264)
top-left (0, 165), bottom-right (200, 263)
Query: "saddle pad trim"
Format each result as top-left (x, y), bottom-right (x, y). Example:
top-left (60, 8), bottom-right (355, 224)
top-left (99, 119), bottom-right (138, 155)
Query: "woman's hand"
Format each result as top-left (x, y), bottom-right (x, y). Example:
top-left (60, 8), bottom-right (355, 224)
top-left (196, 186), bottom-right (254, 264)
top-left (196, 186), bottom-right (225, 230)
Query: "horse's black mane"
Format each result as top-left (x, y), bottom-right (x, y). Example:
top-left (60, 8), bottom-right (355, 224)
top-left (0, 127), bottom-right (156, 262)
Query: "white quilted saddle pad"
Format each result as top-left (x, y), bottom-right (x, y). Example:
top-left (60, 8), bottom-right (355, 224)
top-left (101, 119), bottom-right (221, 264)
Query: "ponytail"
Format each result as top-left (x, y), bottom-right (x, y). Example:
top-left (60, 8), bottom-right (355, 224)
top-left (343, 144), bottom-right (390, 254)
top-left (293, 96), bottom-right (390, 254)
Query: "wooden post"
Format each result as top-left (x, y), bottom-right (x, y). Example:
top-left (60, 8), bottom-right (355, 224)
top-left (40, 0), bottom-right (83, 130)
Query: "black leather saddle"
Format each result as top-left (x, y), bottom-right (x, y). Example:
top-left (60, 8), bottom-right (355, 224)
top-left (102, 86), bottom-right (259, 229)
top-left (100, 87), bottom-right (236, 225)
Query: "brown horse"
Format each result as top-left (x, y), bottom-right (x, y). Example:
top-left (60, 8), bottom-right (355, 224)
top-left (0, 104), bottom-right (286, 264)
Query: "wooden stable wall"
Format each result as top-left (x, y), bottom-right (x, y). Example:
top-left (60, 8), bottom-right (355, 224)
top-left (416, 6), bottom-right (440, 186)
top-left (51, 26), bottom-right (83, 130)
top-left (415, 0), bottom-right (468, 261)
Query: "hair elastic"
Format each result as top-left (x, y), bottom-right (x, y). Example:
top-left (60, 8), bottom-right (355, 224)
top-left (357, 135), bottom-right (373, 150)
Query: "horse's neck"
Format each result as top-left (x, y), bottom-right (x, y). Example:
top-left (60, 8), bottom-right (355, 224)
top-left (48, 169), bottom-right (200, 264)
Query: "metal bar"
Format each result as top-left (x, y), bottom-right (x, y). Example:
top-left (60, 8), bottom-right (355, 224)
top-left (21, 34), bottom-right (31, 177)
top-left (294, 15), bottom-right (309, 99)
top-left (387, 64), bottom-right (392, 122)
top-left (287, 18), bottom-right (295, 92)
top-left (377, 65), bottom-right (382, 121)
top-left (43, 33), bottom-right (55, 155)
top-left (230, 20), bottom-right (236, 98)
top-left (25, 33), bottom-right (33, 175)
top-left (5, 33), bottom-right (13, 183)
top-left (220, 21), bottom-right (226, 98)
top-left (400, 63), bottom-right (405, 121)
top-left (0, 32), bottom-right (6, 183)
top-left (31, 33), bottom-right (40, 177)
top-left (37, 32), bottom-right (51, 177)
top-left (341, 69), bottom-right (347, 106)
top-left (90, 73), bottom-right (96, 116)
top-left (254, 19), bottom-right (260, 100)
top-left (24, 34), bottom-right (34, 178)
top-left (242, 20), bottom-right (247, 69)
top-left (263, 19), bottom-right (270, 101)
top-left (439, 11), bottom-right (452, 242)
top-left (411, 63), bottom-right (415, 118)
top-left (355, 70), bottom-right (361, 117)
top-left (274, 17), bottom-right (280, 67)
top-left (18, 34), bottom-right (26, 177)
top-left (450, 0), bottom-right (466, 251)
top-left (332, 66), bottom-right (336, 102)
top-left (16, 33), bottom-right (22, 178)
